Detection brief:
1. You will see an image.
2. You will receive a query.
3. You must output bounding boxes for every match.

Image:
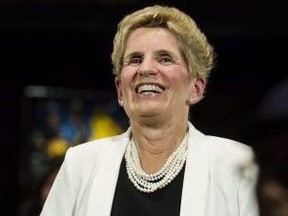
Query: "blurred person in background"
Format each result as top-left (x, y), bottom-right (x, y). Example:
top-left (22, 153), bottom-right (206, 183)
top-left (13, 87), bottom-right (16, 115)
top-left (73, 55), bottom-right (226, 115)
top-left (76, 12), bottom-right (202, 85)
top-left (20, 158), bottom-right (62, 216)
top-left (249, 79), bottom-right (288, 216)
top-left (40, 5), bottom-right (259, 216)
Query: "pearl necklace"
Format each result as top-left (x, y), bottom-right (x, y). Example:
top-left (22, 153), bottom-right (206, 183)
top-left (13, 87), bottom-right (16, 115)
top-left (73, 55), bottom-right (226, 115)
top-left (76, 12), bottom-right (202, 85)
top-left (125, 131), bottom-right (189, 193)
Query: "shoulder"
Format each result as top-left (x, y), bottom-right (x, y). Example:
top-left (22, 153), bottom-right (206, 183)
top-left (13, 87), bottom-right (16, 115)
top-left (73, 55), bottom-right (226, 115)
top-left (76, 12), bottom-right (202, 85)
top-left (206, 135), bottom-right (258, 182)
top-left (60, 131), bottom-right (129, 177)
top-left (65, 132), bottom-right (129, 163)
top-left (189, 123), bottom-right (255, 167)
top-left (58, 132), bottom-right (129, 188)
top-left (206, 136), bottom-right (255, 166)
top-left (69, 133), bottom-right (127, 155)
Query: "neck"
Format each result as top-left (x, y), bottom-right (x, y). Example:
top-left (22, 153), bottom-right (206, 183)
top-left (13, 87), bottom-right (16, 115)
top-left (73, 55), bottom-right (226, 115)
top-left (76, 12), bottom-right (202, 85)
top-left (130, 120), bottom-right (189, 173)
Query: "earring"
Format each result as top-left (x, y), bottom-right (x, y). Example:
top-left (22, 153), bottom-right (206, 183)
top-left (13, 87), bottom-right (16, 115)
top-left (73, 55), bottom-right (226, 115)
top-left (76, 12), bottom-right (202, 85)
top-left (190, 98), bottom-right (195, 104)
top-left (118, 100), bottom-right (124, 106)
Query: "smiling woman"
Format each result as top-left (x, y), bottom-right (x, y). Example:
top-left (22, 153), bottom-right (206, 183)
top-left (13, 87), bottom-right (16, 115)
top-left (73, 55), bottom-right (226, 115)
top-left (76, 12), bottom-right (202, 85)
top-left (40, 5), bottom-right (259, 216)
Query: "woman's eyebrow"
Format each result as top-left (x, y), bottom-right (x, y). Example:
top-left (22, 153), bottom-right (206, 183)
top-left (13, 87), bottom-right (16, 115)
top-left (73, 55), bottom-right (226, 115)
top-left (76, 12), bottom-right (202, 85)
top-left (155, 49), bottom-right (180, 60)
top-left (124, 51), bottom-right (143, 59)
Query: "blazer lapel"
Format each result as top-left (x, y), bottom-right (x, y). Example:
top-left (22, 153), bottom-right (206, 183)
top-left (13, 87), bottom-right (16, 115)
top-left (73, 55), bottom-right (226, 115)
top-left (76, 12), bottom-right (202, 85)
top-left (180, 123), bottom-right (209, 216)
top-left (86, 131), bottom-right (130, 215)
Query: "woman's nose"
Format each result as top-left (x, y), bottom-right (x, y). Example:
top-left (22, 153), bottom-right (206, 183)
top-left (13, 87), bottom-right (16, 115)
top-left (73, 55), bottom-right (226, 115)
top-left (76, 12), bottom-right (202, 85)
top-left (137, 59), bottom-right (157, 76)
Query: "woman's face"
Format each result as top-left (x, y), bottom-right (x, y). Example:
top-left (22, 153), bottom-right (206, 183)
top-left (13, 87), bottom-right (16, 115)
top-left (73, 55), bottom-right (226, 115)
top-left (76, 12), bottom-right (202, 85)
top-left (115, 27), bottom-right (204, 121)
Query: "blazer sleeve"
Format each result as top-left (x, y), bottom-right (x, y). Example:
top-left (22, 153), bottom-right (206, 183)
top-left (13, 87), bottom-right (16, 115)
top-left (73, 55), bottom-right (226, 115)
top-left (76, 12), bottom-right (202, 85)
top-left (40, 147), bottom-right (76, 216)
top-left (238, 152), bottom-right (260, 216)
top-left (207, 135), bottom-right (260, 216)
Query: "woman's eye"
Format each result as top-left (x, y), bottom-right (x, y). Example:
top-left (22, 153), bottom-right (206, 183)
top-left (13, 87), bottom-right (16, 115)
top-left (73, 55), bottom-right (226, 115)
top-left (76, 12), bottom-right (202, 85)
top-left (125, 56), bottom-right (142, 66)
top-left (158, 55), bottom-right (174, 65)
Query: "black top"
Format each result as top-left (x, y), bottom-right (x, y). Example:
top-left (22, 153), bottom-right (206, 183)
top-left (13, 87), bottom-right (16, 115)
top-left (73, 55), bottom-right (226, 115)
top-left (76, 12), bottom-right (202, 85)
top-left (111, 158), bottom-right (186, 216)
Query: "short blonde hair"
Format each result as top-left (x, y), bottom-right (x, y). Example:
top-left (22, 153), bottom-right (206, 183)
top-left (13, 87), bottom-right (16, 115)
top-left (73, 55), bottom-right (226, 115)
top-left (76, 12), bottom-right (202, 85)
top-left (111, 5), bottom-right (215, 80)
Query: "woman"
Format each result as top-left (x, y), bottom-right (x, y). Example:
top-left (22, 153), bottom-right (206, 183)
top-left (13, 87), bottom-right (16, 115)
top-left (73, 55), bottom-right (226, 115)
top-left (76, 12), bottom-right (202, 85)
top-left (41, 5), bottom-right (259, 216)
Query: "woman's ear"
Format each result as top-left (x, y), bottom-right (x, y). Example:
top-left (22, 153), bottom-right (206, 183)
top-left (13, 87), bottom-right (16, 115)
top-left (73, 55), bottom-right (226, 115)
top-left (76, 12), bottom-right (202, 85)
top-left (115, 77), bottom-right (124, 107)
top-left (189, 78), bottom-right (206, 105)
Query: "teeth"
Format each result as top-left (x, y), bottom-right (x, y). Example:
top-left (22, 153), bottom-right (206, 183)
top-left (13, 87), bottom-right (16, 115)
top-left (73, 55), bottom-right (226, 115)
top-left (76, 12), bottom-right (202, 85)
top-left (137, 84), bottom-right (164, 94)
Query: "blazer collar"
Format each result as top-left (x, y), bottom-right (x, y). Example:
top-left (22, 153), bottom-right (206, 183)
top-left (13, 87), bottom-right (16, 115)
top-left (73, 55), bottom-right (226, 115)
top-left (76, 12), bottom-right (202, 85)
top-left (180, 122), bottom-right (209, 216)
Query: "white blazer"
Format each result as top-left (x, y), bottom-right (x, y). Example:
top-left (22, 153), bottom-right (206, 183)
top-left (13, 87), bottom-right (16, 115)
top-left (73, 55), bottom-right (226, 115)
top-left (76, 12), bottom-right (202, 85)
top-left (40, 123), bottom-right (259, 216)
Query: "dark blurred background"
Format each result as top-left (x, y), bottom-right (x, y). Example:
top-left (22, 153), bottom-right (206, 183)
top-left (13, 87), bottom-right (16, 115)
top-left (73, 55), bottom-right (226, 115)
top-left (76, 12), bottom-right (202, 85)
top-left (1, 0), bottom-right (287, 215)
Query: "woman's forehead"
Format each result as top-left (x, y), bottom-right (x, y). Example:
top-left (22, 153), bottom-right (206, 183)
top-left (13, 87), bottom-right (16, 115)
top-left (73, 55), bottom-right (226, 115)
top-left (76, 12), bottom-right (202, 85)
top-left (124, 27), bottom-right (180, 55)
